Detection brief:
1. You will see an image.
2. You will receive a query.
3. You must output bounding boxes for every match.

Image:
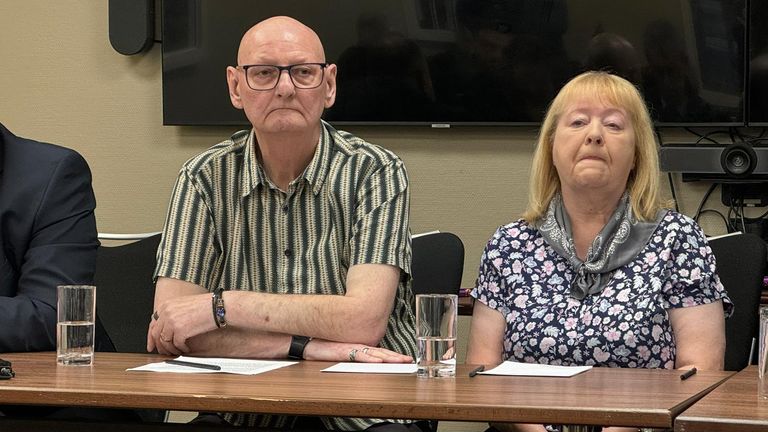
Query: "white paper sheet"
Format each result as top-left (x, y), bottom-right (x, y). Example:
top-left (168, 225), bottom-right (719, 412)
top-left (322, 362), bottom-right (418, 374)
top-left (127, 355), bottom-right (297, 375)
top-left (479, 361), bottom-right (592, 377)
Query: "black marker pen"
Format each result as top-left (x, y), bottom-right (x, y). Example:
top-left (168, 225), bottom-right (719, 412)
top-left (469, 365), bottom-right (485, 377)
top-left (680, 367), bottom-right (697, 380)
top-left (165, 359), bottom-right (222, 371)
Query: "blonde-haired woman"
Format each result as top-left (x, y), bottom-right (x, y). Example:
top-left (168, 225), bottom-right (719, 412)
top-left (467, 72), bottom-right (731, 432)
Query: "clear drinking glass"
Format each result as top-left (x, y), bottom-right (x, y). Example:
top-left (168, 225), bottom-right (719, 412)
top-left (57, 285), bottom-right (96, 366)
top-left (416, 294), bottom-right (457, 378)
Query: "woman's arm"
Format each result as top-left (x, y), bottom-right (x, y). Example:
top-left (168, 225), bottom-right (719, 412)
top-left (469, 303), bottom-right (548, 432)
top-left (669, 300), bottom-right (726, 370)
top-left (466, 300), bottom-right (505, 366)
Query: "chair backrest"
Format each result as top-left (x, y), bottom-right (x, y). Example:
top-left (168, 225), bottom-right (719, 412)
top-left (709, 232), bottom-right (767, 371)
top-left (94, 234), bottom-right (161, 353)
top-left (411, 232), bottom-right (465, 295)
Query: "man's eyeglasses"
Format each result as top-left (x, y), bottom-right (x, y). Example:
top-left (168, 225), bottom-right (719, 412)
top-left (238, 63), bottom-right (328, 91)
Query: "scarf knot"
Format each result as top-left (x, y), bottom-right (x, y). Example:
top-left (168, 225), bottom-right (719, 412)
top-left (537, 193), bottom-right (664, 300)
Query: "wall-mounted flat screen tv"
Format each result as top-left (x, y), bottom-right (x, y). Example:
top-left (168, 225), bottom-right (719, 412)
top-left (748, 0), bottom-right (768, 125)
top-left (162, 0), bottom-right (746, 126)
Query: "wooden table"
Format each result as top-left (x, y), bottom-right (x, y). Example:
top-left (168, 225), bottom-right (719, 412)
top-left (0, 352), bottom-right (732, 429)
top-left (675, 366), bottom-right (768, 431)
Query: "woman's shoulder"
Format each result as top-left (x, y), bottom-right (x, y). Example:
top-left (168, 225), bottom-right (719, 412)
top-left (649, 209), bottom-right (713, 254)
top-left (493, 219), bottom-right (539, 239)
top-left (659, 209), bottom-right (695, 225)
top-left (485, 219), bottom-right (543, 252)
top-left (657, 210), bottom-right (706, 236)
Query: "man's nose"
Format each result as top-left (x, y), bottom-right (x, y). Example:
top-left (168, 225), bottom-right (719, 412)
top-left (275, 70), bottom-right (295, 95)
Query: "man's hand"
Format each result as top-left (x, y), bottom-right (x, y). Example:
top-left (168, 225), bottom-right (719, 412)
top-left (303, 339), bottom-right (413, 363)
top-left (147, 292), bottom-right (217, 355)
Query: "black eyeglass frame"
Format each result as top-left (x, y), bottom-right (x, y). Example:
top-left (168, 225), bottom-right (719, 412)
top-left (237, 63), bottom-right (329, 91)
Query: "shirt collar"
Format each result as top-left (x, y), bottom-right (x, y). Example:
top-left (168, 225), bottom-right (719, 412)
top-left (303, 120), bottom-right (333, 195)
top-left (240, 130), bottom-right (263, 198)
top-left (240, 121), bottom-right (334, 197)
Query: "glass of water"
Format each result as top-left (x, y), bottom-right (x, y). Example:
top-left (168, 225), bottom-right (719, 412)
top-left (57, 285), bottom-right (96, 366)
top-left (416, 294), bottom-right (457, 378)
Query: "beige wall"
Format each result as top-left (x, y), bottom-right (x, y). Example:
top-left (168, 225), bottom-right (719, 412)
top-left (0, 1), bottom-right (732, 288)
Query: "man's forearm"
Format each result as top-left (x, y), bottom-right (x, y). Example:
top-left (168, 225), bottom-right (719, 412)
top-left (223, 264), bottom-right (400, 345)
top-left (186, 329), bottom-right (414, 364)
top-left (224, 291), bottom-right (386, 345)
top-left (0, 298), bottom-right (56, 352)
top-left (186, 327), bottom-right (291, 359)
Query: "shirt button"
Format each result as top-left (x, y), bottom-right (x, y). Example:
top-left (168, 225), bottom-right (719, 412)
top-left (284, 249), bottom-right (292, 257)
top-left (282, 205), bottom-right (288, 212)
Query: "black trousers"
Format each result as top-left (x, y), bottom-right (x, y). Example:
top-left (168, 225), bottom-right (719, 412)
top-left (0, 405), bottom-right (144, 422)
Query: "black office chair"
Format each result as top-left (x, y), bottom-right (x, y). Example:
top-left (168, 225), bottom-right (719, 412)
top-left (709, 232), bottom-right (767, 371)
top-left (411, 231), bottom-right (465, 295)
top-left (94, 233), bottom-right (166, 423)
top-left (94, 233), bottom-right (161, 354)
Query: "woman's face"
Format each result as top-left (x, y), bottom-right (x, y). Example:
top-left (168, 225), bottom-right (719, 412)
top-left (552, 96), bottom-right (636, 195)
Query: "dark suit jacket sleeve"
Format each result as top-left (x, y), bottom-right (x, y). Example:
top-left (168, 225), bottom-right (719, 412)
top-left (0, 151), bottom-right (98, 352)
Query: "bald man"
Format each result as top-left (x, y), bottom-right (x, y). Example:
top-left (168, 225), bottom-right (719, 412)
top-left (148, 16), bottom-right (423, 431)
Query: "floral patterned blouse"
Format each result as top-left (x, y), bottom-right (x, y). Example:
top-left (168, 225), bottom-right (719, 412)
top-left (472, 210), bottom-right (732, 369)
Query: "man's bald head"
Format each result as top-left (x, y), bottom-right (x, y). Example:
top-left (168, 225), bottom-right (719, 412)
top-left (237, 16), bottom-right (326, 65)
top-left (225, 15), bottom-right (337, 135)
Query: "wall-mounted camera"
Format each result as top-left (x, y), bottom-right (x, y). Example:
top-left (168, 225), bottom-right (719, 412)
top-left (660, 142), bottom-right (768, 204)
top-left (659, 143), bottom-right (768, 181)
top-left (720, 143), bottom-right (758, 178)
top-left (661, 143), bottom-right (768, 241)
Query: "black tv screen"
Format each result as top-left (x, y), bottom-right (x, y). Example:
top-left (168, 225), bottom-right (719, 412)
top-left (162, 0), bottom-right (746, 126)
top-left (749, 0), bottom-right (768, 125)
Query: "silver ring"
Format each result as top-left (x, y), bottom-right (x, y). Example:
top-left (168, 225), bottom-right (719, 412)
top-left (348, 348), bottom-right (358, 362)
top-left (362, 347), bottom-right (370, 355)
top-left (152, 311), bottom-right (159, 320)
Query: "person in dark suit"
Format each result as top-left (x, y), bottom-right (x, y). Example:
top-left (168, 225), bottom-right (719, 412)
top-left (0, 123), bottom-right (143, 422)
top-left (0, 122), bottom-right (99, 352)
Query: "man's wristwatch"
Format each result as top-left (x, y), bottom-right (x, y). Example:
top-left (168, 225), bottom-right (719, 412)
top-left (288, 335), bottom-right (312, 360)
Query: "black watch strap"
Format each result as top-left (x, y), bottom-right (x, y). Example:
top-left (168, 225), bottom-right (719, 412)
top-left (288, 335), bottom-right (312, 360)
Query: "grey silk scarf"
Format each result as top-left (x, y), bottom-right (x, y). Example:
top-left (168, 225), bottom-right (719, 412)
top-left (538, 193), bottom-right (665, 300)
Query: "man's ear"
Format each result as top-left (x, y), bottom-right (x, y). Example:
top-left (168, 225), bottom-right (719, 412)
top-left (226, 66), bottom-right (244, 109)
top-left (324, 63), bottom-right (337, 109)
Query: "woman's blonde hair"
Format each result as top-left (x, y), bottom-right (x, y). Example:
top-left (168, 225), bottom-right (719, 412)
top-left (522, 71), bottom-right (667, 223)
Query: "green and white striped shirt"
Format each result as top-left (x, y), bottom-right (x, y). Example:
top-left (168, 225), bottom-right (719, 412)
top-left (155, 121), bottom-right (417, 430)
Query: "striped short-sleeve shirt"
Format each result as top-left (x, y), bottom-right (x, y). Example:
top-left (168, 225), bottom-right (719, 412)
top-left (155, 121), bottom-right (417, 430)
